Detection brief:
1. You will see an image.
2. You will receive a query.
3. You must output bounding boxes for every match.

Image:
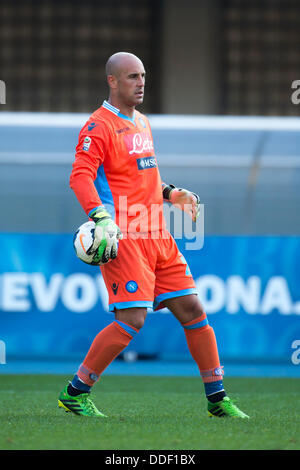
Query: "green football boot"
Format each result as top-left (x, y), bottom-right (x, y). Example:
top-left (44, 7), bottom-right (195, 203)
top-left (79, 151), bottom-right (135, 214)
top-left (208, 396), bottom-right (249, 419)
top-left (58, 385), bottom-right (107, 417)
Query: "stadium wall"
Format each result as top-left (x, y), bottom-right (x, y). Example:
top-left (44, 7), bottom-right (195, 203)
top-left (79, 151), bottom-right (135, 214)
top-left (0, 233), bottom-right (300, 364)
top-left (0, 113), bottom-right (299, 367)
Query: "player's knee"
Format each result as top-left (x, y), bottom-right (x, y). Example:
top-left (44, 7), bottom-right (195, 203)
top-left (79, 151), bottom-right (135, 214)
top-left (182, 296), bottom-right (206, 323)
top-left (130, 317), bottom-right (145, 330)
top-left (114, 307), bottom-right (147, 331)
top-left (124, 314), bottom-right (145, 331)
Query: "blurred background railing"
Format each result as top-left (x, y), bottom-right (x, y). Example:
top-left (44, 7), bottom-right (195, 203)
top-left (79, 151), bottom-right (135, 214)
top-left (0, 113), bottom-right (299, 235)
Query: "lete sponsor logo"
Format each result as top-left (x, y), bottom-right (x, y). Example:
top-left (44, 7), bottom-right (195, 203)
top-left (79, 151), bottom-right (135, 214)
top-left (124, 132), bottom-right (154, 155)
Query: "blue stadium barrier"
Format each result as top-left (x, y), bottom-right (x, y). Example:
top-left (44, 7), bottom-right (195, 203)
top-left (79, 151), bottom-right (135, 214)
top-left (0, 233), bottom-right (300, 369)
top-left (0, 113), bottom-right (300, 377)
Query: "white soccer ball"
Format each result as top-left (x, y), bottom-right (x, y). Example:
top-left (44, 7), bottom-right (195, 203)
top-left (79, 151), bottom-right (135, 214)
top-left (73, 221), bottom-right (100, 265)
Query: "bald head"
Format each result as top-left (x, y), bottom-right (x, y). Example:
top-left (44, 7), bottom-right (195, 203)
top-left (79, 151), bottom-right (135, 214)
top-left (105, 52), bottom-right (144, 78)
top-left (105, 52), bottom-right (146, 113)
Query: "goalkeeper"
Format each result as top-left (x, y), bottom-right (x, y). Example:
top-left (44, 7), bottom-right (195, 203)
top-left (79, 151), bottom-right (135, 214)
top-left (58, 52), bottom-right (248, 419)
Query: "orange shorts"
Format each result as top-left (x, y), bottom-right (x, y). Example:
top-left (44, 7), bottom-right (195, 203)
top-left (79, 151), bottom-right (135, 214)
top-left (100, 229), bottom-right (197, 312)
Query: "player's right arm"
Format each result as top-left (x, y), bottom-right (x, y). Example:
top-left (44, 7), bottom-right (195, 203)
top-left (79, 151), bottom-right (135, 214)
top-left (70, 132), bottom-right (104, 215)
top-left (70, 128), bottom-right (122, 264)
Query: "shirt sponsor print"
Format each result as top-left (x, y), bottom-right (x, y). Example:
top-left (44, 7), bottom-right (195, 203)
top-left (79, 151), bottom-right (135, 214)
top-left (136, 156), bottom-right (157, 170)
top-left (123, 132), bottom-right (154, 156)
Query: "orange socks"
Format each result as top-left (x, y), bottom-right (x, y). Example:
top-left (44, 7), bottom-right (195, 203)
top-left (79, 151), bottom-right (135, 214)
top-left (182, 313), bottom-right (225, 399)
top-left (70, 313), bottom-right (224, 402)
top-left (76, 320), bottom-right (139, 386)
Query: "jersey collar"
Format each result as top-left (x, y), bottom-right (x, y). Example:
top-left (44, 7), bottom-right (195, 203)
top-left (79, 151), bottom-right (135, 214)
top-left (102, 100), bottom-right (136, 124)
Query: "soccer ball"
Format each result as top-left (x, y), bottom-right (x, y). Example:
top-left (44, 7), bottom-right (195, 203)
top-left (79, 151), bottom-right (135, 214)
top-left (73, 221), bottom-right (100, 265)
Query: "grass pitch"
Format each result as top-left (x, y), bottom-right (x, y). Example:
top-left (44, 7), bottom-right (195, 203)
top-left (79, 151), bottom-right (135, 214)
top-left (0, 374), bottom-right (299, 450)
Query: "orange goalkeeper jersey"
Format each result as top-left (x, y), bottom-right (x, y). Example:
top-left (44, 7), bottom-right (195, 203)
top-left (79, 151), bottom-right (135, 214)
top-left (70, 100), bottom-right (166, 234)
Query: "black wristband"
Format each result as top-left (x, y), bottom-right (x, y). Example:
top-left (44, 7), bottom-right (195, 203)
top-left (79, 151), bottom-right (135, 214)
top-left (162, 184), bottom-right (176, 201)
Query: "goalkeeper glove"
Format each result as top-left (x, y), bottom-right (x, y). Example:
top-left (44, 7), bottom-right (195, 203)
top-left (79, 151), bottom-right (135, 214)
top-left (88, 206), bottom-right (123, 265)
top-left (163, 184), bottom-right (200, 222)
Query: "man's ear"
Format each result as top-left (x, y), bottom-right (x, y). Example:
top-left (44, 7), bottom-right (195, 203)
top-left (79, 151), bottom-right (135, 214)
top-left (107, 74), bottom-right (118, 90)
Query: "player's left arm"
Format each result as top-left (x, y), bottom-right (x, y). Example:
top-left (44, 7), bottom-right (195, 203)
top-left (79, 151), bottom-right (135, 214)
top-left (162, 182), bottom-right (200, 222)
